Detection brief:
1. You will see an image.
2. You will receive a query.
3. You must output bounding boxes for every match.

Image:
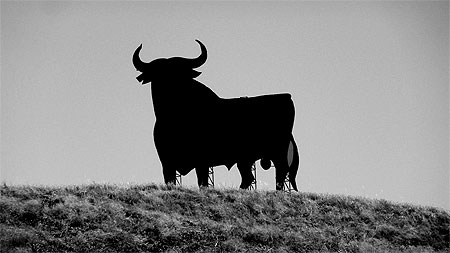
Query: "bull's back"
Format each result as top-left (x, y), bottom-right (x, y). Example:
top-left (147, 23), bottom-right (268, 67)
top-left (213, 93), bottom-right (295, 157)
top-left (220, 93), bottom-right (295, 132)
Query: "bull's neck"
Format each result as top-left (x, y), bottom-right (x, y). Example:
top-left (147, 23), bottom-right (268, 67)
top-left (150, 80), bottom-right (191, 120)
top-left (150, 82), bottom-right (165, 120)
top-left (150, 79), bottom-right (219, 120)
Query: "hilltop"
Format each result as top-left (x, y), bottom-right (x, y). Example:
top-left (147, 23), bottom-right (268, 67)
top-left (1, 184), bottom-right (449, 252)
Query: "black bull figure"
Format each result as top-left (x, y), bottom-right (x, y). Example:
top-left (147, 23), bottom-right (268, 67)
top-left (133, 40), bottom-right (299, 191)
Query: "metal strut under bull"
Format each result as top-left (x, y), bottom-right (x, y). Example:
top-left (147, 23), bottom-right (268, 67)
top-left (174, 162), bottom-right (293, 192)
top-left (175, 171), bottom-right (182, 186)
top-left (174, 168), bottom-right (214, 187)
top-left (208, 167), bottom-right (214, 187)
top-left (247, 163), bottom-right (257, 190)
top-left (282, 172), bottom-right (295, 193)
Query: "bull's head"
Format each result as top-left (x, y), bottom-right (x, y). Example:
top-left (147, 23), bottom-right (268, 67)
top-left (133, 40), bottom-right (207, 84)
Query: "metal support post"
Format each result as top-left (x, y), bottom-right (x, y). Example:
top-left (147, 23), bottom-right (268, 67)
top-left (208, 167), bottom-right (215, 187)
top-left (282, 172), bottom-right (294, 193)
top-left (175, 171), bottom-right (182, 186)
top-left (248, 163), bottom-right (257, 190)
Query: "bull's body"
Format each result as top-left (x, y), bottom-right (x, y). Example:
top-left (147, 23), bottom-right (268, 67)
top-left (133, 40), bottom-right (299, 190)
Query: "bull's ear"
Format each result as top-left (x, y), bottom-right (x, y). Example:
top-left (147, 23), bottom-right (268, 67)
top-left (191, 70), bottom-right (202, 78)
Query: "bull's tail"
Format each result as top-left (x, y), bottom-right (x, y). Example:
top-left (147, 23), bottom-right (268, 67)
top-left (287, 134), bottom-right (299, 191)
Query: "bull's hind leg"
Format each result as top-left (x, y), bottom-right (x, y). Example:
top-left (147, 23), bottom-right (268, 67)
top-left (161, 163), bottom-right (177, 186)
top-left (273, 157), bottom-right (289, 191)
top-left (273, 136), bottom-right (299, 191)
top-left (272, 141), bottom-right (290, 191)
top-left (237, 161), bottom-right (255, 189)
top-left (195, 166), bottom-right (209, 188)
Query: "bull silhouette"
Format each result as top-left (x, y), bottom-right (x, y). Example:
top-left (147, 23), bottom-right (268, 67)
top-left (133, 40), bottom-right (299, 191)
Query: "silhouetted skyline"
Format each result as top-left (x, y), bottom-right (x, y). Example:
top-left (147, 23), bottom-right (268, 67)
top-left (133, 39), bottom-right (299, 190)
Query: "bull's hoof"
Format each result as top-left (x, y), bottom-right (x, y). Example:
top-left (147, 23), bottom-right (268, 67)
top-left (239, 182), bottom-right (248, 189)
top-left (165, 180), bottom-right (176, 186)
top-left (199, 185), bottom-right (209, 190)
top-left (164, 183), bottom-right (177, 191)
top-left (276, 182), bottom-right (283, 191)
top-left (240, 179), bottom-right (255, 190)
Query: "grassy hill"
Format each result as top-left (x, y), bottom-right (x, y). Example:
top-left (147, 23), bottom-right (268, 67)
top-left (1, 184), bottom-right (448, 252)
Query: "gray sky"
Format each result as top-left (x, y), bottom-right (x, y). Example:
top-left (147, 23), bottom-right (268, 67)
top-left (1, 1), bottom-right (448, 210)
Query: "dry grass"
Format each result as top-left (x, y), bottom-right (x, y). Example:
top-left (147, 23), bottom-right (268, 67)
top-left (1, 183), bottom-right (449, 252)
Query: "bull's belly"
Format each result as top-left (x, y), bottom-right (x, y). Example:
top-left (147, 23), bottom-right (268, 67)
top-left (158, 129), bottom-right (273, 169)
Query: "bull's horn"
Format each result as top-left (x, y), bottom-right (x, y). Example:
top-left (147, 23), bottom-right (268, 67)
top-left (189, 40), bottom-right (207, 68)
top-left (132, 44), bottom-right (146, 72)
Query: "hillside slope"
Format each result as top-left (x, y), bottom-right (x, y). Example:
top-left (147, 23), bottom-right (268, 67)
top-left (1, 184), bottom-right (449, 252)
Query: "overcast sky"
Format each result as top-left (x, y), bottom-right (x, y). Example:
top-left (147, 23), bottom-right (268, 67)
top-left (1, 1), bottom-right (448, 210)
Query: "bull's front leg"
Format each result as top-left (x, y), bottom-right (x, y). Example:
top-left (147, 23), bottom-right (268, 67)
top-left (195, 166), bottom-right (209, 188)
top-left (237, 161), bottom-right (255, 189)
top-left (161, 160), bottom-right (177, 186)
